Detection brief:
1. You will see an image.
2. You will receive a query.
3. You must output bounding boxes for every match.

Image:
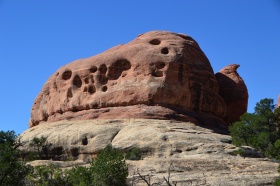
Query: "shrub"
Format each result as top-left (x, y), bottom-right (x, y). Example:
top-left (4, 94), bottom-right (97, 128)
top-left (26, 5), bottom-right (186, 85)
top-left (88, 144), bottom-right (128, 186)
top-left (125, 147), bottom-right (142, 160)
top-left (231, 148), bottom-right (246, 157)
top-left (27, 164), bottom-right (70, 186)
top-left (0, 130), bottom-right (32, 186)
top-left (230, 98), bottom-right (280, 159)
top-left (27, 144), bottom-right (129, 186)
top-left (29, 136), bottom-right (51, 160)
top-left (274, 165), bottom-right (280, 186)
top-left (66, 165), bottom-right (92, 186)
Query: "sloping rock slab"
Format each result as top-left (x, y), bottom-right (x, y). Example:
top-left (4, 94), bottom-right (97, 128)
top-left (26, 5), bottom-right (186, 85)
top-left (20, 119), bottom-right (279, 185)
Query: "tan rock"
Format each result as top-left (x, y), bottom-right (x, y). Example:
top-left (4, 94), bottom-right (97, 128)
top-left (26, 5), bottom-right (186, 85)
top-left (20, 119), bottom-right (278, 185)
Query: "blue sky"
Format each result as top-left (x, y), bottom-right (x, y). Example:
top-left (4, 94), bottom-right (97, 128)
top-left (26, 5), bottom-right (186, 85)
top-left (1, 1), bottom-right (280, 134)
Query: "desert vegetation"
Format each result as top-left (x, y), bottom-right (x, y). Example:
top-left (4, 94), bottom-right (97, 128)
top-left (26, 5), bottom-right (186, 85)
top-left (0, 137), bottom-right (128, 186)
top-left (230, 98), bottom-right (280, 159)
top-left (1, 98), bottom-right (280, 185)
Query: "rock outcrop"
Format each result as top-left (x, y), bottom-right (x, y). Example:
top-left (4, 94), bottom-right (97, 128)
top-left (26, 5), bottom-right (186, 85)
top-left (30, 31), bottom-right (247, 128)
top-left (20, 119), bottom-right (278, 185)
top-left (215, 64), bottom-right (248, 123)
top-left (20, 31), bottom-right (275, 185)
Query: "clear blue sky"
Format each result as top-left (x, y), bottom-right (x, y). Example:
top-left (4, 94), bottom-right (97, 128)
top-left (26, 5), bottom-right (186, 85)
top-left (1, 1), bottom-right (280, 134)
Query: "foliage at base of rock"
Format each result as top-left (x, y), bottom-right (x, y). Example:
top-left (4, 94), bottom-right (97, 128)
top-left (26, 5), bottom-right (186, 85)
top-left (230, 98), bottom-right (280, 159)
top-left (125, 147), bottom-right (142, 160)
top-left (0, 130), bottom-right (32, 186)
top-left (27, 164), bottom-right (69, 186)
top-left (28, 136), bottom-right (51, 160)
top-left (86, 144), bottom-right (128, 186)
top-left (27, 145), bottom-right (128, 186)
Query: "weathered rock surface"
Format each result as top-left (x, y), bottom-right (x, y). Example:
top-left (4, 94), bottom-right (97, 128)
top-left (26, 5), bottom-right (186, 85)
top-left (30, 31), bottom-right (247, 127)
top-left (20, 119), bottom-right (278, 185)
top-left (216, 64), bottom-right (248, 123)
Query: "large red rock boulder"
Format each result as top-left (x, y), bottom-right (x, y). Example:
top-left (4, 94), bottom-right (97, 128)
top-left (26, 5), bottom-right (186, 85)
top-left (30, 31), bottom-right (247, 128)
top-left (215, 64), bottom-right (248, 123)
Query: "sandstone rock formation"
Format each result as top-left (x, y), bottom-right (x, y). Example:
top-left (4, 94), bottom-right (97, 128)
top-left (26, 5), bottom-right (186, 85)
top-left (20, 119), bottom-right (278, 185)
top-left (21, 31), bottom-right (274, 185)
top-left (30, 31), bottom-right (248, 128)
top-left (215, 64), bottom-right (248, 123)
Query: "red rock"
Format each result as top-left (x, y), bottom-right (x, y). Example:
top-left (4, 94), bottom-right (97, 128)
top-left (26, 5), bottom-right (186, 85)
top-left (215, 64), bottom-right (248, 124)
top-left (30, 31), bottom-right (247, 128)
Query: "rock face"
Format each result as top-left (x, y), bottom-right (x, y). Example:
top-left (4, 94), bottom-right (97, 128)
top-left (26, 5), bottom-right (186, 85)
top-left (215, 64), bottom-right (248, 123)
top-left (22, 31), bottom-right (271, 185)
top-left (30, 31), bottom-right (247, 127)
top-left (20, 119), bottom-right (278, 185)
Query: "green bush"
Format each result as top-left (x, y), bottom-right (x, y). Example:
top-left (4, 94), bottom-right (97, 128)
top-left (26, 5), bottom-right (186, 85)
top-left (27, 164), bottom-right (70, 186)
top-left (0, 130), bottom-right (32, 186)
top-left (274, 165), bottom-right (280, 186)
top-left (231, 148), bottom-right (246, 157)
top-left (125, 147), bottom-right (142, 160)
top-left (88, 144), bottom-right (128, 186)
top-left (29, 136), bottom-right (51, 160)
top-left (66, 165), bottom-right (92, 186)
top-left (274, 179), bottom-right (280, 186)
top-left (230, 98), bottom-right (280, 159)
top-left (27, 144), bottom-right (128, 186)
top-left (267, 140), bottom-right (280, 159)
top-left (1, 131), bottom-right (128, 186)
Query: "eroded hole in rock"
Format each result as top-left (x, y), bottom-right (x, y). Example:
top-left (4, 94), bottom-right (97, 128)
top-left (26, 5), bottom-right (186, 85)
top-left (108, 59), bottom-right (131, 80)
top-left (72, 106), bottom-right (79, 112)
top-left (53, 81), bottom-right (57, 89)
top-left (92, 103), bottom-right (99, 109)
top-left (62, 70), bottom-right (72, 80)
top-left (161, 47), bottom-right (169, 54)
top-left (161, 135), bottom-right (168, 141)
top-left (84, 77), bottom-right (89, 84)
top-left (42, 112), bottom-right (48, 121)
top-left (90, 66), bottom-right (97, 73)
top-left (50, 146), bottom-right (63, 156)
top-left (67, 88), bottom-right (73, 98)
top-left (97, 64), bottom-right (108, 85)
top-left (99, 64), bottom-right (107, 74)
top-left (151, 62), bottom-right (165, 77)
top-left (149, 39), bottom-right (161, 45)
top-left (82, 136), bottom-right (88, 145)
top-left (154, 62), bottom-right (166, 69)
top-left (88, 85), bottom-right (96, 94)
top-left (152, 70), bottom-right (163, 77)
top-left (73, 75), bottom-right (82, 88)
top-left (97, 74), bottom-right (108, 85)
top-left (70, 148), bottom-right (79, 157)
top-left (174, 149), bottom-right (182, 153)
top-left (102, 86), bottom-right (108, 92)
